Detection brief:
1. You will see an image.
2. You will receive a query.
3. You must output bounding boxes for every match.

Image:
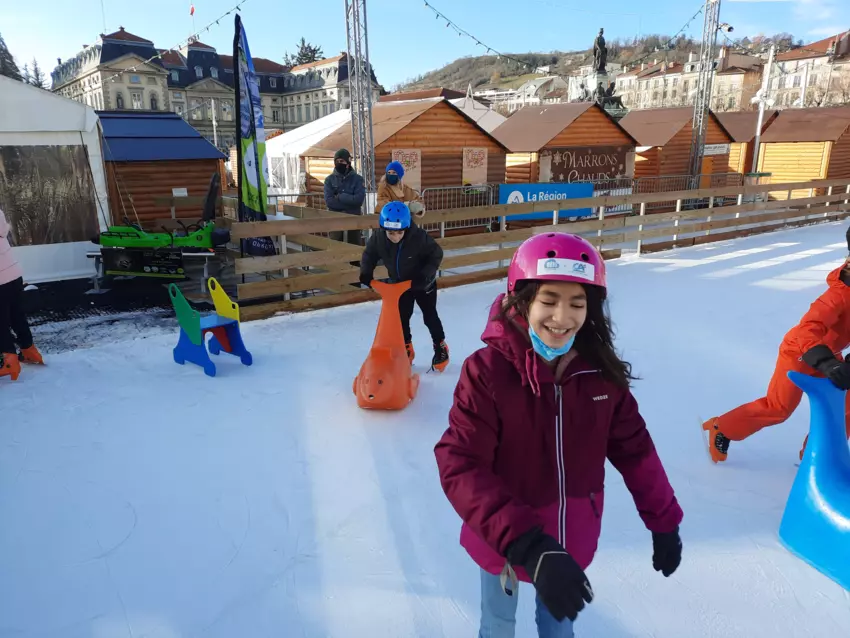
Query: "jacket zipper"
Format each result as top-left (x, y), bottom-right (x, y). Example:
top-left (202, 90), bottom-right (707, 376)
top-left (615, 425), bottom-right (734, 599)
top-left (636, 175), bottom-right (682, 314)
top-left (590, 492), bottom-right (600, 519)
top-left (555, 384), bottom-right (566, 546)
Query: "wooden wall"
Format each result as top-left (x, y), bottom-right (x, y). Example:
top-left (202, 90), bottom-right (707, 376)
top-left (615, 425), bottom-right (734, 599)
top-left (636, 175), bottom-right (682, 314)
top-left (305, 101), bottom-right (507, 195)
top-left (660, 117), bottom-right (731, 177)
top-left (106, 159), bottom-right (222, 228)
top-left (827, 131), bottom-right (850, 182)
top-left (546, 106), bottom-right (634, 147)
top-left (728, 142), bottom-right (747, 175)
top-left (506, 152), bottom-right (537, 183)
top-left (635, 148), bottom-right (660, 178)
top-left (757, 141), bottom-right (830, 199)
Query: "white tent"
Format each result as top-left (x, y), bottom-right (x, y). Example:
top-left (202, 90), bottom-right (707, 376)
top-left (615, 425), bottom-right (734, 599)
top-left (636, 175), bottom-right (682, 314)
top-left (265, 109), bottom-right (350, 196)
top-left (0, 75), bottom-right (110, 283)
top-left (449, 96), bottom-right (507, 133)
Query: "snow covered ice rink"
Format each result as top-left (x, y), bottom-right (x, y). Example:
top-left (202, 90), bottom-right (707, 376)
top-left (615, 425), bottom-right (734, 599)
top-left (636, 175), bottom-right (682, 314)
top-left (3, 222), bottom-right (850, 637)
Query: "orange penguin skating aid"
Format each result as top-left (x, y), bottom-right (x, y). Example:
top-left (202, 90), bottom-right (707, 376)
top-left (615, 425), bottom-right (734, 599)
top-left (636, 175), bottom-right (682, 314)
top-left (353, 280), bottom-right (420, 410)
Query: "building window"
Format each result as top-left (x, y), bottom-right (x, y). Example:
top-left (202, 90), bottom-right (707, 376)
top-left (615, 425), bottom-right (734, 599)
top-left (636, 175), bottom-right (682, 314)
top-left (270, 77), bottom-right (277, 88)
top-left (131, 91), bottom-right (143, 110)
top-left (328, 102), bottom-right (335, 114)
top-left (173, 91), bottom-right (182, 99)
top-left (116, 93), bottom-right (124, 109)
top-left (172, 70), bottom-right (180, 82)
top-left (793, 75), bottom-right (801, 88)
top-left (322, 103), bottom-right (328, 116)
top-left (211, 67), bottom-right (218, 79)
top-left (150, 94), bottom-right (158, 110)
top-left (130, 74), bottom-right (141, 84)
top-left (147, 77), bottom-right (157, 85)
top-left (272, 109), bottom-right (280, 123)
top-left (195, 66), bottom-right (203, 79)
top-left (314, 106), bottom-right (319, 119)
top-left (222, 100), bottom-right (233, 121)
top-left (174, 103), bottom-right (185, 116)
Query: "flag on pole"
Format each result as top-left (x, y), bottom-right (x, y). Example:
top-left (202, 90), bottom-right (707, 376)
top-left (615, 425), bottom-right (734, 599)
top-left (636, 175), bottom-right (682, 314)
top-left (233, 14), bottom-right (276, 257)
top-left (190, 4), bottom-right (195, 16)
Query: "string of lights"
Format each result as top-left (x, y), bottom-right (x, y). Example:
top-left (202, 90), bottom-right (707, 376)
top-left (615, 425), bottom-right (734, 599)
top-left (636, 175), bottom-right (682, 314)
top-left (421, 0), bottom-right (707, 83)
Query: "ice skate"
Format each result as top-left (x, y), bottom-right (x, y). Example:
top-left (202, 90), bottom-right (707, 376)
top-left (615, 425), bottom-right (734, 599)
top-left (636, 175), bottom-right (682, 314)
top-left (18, 345), bottom-right (44, 365)
top-left (0, 352), bottom-right (21, 381)
top-left (702, 417), bottom-right (730, 463)
top-left (431, 340), bottom-right (449, 373)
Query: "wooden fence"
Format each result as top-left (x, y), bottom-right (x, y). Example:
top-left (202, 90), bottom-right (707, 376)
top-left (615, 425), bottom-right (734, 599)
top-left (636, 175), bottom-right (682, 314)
top-left (226, 178), bottom-right (850, 321)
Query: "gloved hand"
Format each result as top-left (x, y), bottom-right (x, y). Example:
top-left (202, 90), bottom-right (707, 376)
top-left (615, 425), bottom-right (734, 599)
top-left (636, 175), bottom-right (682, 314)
top-left (409, 276), bottom-right (426, 291)
top-left (359, 273), bottom-right (373, 288)
top-left (409, 201), bottom-right (425, 217)
top-left (506, 528), bottom-right (593, 622)
top-left (651, 527), bottom-right (682, 577)
top-left (802, 345), bottom-right (850, 390)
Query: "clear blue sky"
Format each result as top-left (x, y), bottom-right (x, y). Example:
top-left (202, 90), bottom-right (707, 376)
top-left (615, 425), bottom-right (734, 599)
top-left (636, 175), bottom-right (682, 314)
top-left (1, 0), bottom-right (844, 88)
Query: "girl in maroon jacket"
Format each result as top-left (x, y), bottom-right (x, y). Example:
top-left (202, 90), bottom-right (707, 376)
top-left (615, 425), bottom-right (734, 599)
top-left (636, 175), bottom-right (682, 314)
top-left (434, 232), bottom-right (683, 637)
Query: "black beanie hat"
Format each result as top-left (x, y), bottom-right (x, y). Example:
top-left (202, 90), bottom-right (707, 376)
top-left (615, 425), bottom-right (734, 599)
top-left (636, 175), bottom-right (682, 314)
top-left (334, 148), bottom-right (351, 161)
top-left (846, 224), bottom-right (850, 253)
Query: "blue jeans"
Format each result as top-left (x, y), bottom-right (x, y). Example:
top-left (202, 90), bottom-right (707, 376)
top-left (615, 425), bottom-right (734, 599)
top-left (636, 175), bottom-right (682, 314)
top-left (478, 568), bottom-right (575, 638)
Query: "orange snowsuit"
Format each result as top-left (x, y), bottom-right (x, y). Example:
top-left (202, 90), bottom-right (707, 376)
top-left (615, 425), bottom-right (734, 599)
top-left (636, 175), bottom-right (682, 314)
top-left (715, 263), bottom-right (850, 447)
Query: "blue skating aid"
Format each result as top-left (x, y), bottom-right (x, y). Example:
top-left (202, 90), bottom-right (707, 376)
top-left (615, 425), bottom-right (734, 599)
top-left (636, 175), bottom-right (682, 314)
top-left (778, 371), bottom-right (850, 590)
top-left (169, 278), bottom-right (253, 377)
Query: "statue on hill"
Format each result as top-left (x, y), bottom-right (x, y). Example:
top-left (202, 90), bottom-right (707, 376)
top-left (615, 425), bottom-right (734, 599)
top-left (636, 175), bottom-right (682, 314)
top-left (593, 28), bottom-right (608, 74)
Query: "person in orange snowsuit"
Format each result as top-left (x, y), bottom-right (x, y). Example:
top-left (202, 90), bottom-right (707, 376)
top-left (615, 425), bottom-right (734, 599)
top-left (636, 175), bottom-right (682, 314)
top-left (703, 236), bottom-right (850, 463)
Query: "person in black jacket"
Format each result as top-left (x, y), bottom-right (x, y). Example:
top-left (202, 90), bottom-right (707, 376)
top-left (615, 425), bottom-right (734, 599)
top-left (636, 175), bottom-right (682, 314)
top-left (359, 202), bottom-right (449, 372)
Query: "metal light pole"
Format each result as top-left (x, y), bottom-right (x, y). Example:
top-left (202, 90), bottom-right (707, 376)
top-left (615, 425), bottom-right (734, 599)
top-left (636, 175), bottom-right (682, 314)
top-left (751, 44), bottom-right (775, 174)
top-left (344, 0), bottom-right (376, 212)
top-left (688, 0), bottom-right (722, 182)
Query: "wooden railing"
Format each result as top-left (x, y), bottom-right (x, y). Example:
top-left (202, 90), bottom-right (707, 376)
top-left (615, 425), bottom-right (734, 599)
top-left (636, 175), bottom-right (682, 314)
top-left (225, 179), bottom-right (850, 321)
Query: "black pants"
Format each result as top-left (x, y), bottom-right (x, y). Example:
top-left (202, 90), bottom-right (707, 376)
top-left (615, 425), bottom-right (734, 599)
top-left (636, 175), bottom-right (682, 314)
top-left (0, 277), bottom-right (33, 354)
top-left (399, 285), bottom-right (445, 345)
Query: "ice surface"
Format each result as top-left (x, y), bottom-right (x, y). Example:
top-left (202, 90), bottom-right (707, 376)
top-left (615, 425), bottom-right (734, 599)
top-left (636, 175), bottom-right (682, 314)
top-left (3, 222), bottom-right (850, 637)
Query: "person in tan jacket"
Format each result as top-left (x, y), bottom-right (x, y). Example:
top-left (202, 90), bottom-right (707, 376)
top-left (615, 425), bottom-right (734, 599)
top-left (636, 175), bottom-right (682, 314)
top-left (375, 161), bottom-right (425, 217)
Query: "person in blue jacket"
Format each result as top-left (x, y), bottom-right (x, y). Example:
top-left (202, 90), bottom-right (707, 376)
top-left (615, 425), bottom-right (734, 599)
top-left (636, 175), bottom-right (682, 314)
top-left (323, 148), bottom-right (366, 244)
top-left (359, 202), bottom-right (449, 372)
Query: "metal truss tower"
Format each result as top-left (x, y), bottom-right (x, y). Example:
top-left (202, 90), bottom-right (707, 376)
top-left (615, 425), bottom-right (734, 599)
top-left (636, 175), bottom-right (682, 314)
top-left (344, 0), bottom-right (376, 203)
top-left (688, 0), bottom-right (722, 181)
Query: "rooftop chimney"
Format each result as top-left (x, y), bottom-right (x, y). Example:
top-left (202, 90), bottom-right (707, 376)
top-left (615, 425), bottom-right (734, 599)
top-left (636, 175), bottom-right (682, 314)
top-left (688, 51), bottom-right (696, 63)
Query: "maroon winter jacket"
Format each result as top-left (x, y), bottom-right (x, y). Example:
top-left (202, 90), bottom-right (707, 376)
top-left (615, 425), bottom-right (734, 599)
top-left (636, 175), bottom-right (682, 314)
top-left (434, 294), bottom-right (683, 581)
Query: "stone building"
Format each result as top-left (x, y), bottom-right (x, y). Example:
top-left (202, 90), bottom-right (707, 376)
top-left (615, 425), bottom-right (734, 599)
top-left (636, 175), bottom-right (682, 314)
top-left (51, 27), bottom-right (381, 151)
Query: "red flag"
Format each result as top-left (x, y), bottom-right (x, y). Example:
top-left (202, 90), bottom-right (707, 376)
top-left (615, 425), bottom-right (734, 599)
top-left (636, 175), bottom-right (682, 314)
top-left (190, 4), bottom-right (195, 15)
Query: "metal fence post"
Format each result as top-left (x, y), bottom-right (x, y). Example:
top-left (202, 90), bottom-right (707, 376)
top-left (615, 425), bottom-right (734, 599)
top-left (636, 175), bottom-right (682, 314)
top-left (706, 196), bottom-right (714, 236)
top-left (826, 186), bottom-right (834, 218)
top-left (636, 201), bottom-right (646, 255)
top-left (499, 215), bottom-right (507, 268)
top-left (673, 198), bottom-right (681, 243)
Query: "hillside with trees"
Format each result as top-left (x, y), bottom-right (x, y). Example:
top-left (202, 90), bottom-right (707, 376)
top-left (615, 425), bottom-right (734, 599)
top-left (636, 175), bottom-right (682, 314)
top-left (395, 32), bottom-right (802, 93)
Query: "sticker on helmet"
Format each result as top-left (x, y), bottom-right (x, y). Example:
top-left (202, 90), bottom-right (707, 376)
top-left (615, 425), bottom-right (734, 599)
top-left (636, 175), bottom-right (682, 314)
top-left (536, 258), bottom-right (595, 281)
top-left (383, 221), bottom-right (403, 229)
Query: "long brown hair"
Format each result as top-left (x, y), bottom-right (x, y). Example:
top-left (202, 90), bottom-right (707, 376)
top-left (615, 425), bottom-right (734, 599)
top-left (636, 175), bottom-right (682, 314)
top-left (499, 281), bottom-right (636, 388)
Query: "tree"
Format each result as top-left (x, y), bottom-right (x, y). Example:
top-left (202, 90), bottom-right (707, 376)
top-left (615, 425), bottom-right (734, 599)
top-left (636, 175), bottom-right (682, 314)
top-left (0, 32), bottom-right (22, 81)
top-left (28, 58), bottom-right (48, 89)
top-left (283, 38), bottom-right (324, 67)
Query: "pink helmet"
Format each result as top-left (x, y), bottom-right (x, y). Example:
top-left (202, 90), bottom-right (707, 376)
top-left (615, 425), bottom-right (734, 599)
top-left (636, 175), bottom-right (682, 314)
top-left (507, 232), bottom-right (606, 293)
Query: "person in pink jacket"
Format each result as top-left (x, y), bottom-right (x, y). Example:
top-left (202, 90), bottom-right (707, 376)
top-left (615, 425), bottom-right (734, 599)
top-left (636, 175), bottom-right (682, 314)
top-left (0, 207), bottom-right (43, 381)
top-left (434, 232), bottom-right (683, 637)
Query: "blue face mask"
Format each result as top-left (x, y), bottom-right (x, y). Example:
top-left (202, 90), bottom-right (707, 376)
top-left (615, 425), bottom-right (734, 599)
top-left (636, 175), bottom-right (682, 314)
top-left (529, 325), bottom-right (575, 362)
top-left (386, 174), bottom-right (400, 185)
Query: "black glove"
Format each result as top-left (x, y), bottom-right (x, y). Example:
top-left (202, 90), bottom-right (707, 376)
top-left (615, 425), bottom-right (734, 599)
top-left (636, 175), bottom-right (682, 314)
top-left (802, 345), bottom-right (850, 390)
top-left (506, 528), bottom-right (593, 622)
top-left (651, 527), bottom-right (682, 577)
top-left (409, 276), bottom-right (425, 291)
top-left (359, 273), bottom-right (373, 288)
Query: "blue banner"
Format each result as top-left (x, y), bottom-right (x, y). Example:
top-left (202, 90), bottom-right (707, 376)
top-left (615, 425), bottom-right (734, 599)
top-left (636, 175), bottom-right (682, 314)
top-left (499, 183), bottom-right (594, 221)
top-left (234, 14), bottom-right (276, 256)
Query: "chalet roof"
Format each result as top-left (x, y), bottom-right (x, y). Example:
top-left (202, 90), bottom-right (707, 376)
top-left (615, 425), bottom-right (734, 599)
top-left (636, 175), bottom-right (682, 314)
top-left (303, 98), bottom-right (508, 157)
top-left (290, 54), bottom-right (346, 72)
top-left (760, 106), bottom-right (850, 143)
top-left (715, 110), bottom-right (779, 143)
top-left (619, 107), bottom-right (699, 147)
top-left (379, 88), bottom-right (467, 102)
top-left (491, 102), bottom-right (636, 152)
top-left (97, 111), bottom-right (225, 162)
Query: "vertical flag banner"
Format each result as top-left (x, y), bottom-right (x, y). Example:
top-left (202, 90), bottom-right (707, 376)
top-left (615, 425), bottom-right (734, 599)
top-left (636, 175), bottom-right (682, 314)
top-left (233, 14), bottom-right (276, 256)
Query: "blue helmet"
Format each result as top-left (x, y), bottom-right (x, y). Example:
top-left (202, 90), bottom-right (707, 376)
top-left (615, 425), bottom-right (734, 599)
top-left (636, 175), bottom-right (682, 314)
top-left (380, 201), bottom-right (411, 231)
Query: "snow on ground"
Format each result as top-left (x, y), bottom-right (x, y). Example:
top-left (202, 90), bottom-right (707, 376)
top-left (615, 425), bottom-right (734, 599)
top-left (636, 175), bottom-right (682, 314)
top-left (3, 222), bottom-right (850, 638)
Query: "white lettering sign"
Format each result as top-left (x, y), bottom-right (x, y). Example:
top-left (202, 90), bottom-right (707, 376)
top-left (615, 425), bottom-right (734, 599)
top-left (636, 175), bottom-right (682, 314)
top-left (536, 258), bottom-right (596, 281)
